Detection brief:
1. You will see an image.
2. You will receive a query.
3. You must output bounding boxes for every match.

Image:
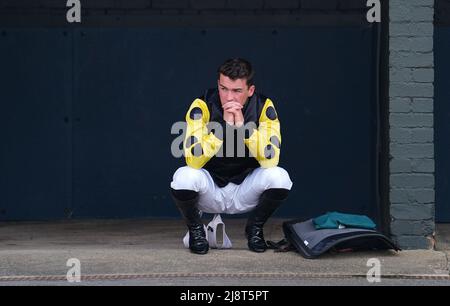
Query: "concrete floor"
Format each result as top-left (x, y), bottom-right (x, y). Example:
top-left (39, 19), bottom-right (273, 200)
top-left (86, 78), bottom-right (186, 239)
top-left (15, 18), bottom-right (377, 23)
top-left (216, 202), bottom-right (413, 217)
top-left (0, 218), bottom-right (449, 285)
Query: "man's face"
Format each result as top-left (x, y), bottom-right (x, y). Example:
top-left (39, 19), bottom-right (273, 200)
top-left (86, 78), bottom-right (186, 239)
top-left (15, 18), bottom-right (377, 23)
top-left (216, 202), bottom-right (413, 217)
top-left (218, 74), bottom-right (255, 106)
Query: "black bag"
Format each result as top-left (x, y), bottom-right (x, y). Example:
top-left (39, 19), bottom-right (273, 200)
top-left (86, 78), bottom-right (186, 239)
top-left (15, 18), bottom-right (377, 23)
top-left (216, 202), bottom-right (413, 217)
top-left (268, 219), bottom-right (400, 259)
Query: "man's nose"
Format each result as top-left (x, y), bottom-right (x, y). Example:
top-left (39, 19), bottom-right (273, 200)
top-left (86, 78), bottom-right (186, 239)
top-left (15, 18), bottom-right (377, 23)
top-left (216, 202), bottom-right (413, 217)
top-left (226, 92), bottom-right (234, 101)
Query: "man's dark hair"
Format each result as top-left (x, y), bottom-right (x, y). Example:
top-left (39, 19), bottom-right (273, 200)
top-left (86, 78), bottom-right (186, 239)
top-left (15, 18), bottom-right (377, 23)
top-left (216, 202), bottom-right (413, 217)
top-left (218, 58), bottom-right (255, 87)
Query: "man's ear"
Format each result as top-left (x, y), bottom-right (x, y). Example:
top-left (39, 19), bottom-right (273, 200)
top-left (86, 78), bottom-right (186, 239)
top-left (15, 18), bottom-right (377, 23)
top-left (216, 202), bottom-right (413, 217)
top-left (248, 85), bottom-right (256, 96)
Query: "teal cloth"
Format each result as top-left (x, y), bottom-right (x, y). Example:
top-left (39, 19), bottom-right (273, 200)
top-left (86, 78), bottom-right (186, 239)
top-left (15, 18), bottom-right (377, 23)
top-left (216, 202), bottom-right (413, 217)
top-left (313, 212), bottom-right (376, 230)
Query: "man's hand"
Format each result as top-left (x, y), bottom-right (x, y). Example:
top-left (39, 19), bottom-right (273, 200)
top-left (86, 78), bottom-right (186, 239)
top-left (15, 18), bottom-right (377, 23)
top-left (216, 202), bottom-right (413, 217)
top-left (223, 102), bottom-right (244, 127)
top-left (223, 110), bottom-right (235, 126)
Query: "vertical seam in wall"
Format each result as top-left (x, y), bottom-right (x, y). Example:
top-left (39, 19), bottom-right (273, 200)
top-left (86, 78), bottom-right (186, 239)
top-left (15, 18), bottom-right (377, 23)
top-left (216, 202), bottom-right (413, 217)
top-left (68, 27), bottom-right (74, 218)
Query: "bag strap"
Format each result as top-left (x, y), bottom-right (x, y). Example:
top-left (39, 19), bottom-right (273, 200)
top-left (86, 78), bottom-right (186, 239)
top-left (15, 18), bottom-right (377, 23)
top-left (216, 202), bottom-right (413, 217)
top-left (266, 238), bottom-right (296, 252)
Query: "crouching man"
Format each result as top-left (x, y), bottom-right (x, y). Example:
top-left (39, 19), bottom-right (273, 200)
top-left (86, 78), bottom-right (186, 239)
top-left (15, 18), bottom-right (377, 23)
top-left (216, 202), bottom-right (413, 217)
top-left (170, 58), bottom-right (293, 254)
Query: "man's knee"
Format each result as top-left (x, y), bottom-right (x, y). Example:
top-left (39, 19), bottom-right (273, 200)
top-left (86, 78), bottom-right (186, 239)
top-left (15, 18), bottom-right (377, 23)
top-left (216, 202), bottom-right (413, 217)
top-left (170, 166), bottom-right (206, 192)
top-left (258, 167), bottom-right (293, 190)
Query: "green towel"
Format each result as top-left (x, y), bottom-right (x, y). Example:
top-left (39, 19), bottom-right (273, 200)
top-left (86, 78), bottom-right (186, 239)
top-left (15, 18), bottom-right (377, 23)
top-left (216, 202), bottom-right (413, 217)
top-left (313, 212), bottom-right (376, 230)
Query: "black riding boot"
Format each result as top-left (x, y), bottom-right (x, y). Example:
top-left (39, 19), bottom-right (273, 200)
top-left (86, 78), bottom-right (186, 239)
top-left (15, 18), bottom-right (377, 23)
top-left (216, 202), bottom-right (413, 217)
top-left (246, 188), bottom-right (290, 252)
top-left (171, 188), bottom-right (209, 255)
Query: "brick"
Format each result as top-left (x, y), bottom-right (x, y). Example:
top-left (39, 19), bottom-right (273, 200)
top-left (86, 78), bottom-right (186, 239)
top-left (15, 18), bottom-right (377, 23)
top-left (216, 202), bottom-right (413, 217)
top-left (124, 9), bottom-right (166, 15)
top-left (161, 9), bottom-right (181, 14)
top-left (190, 0), bottom-right (226, 9)
top-left (390, 188), bottom-right (435, 204)
top-left (198, 9), bottom-right (234, 15)
top-left (389, 68), bottom-right (412, 83)
top-left (103, 8), bottom-right (127, 15)
top-left (390, 5), bottom-right (411, 22)
top-left (436, 0), bottom-right (450, 9)
top-left (390, 174), bottom-right (434, 188)
top-left (392, 235), bottom-right (434, 250)
top-left (83, 8), bottom-right (108, 15)
top-left (0, 0), bottom-right (42, 8)
top-left (226, 0), bottom-right (264, 9)
top-left (115, 0), bottom-right (151, 9)
top-left (411, 98), bottom-right (433, 112)
top-left (152, 0), bottom-right (189, 9)
top-left (265, 0), bottom-right (299, 9)
top-left (39, 0), bottom-right (67, 8)
top-left (338, 0), bottom-right (366, 10)
top-left (390, 22), bottom-right (433, 37)
top-left (390, 203), bottom-right (434, 220)
top-left (436, 0), bottom-right (450, 11)
top-left (81, 0), bottom-right (115, 9)
top-left (436, 9), bottom-right (450, 25)
top-left (390, 51), bottom-right (433, 68)
top-left (411, 128), bottom-right (433, 143)
top-left (393, 0), bottom-right (434, 7)
top-left (391, 6), bottom-right (434, 22)
top-left (411, 158), bottom-right (434, 172)
top-left (390, 97), bottom-right (411, 113)
top-left (390, 128), bottom-right (412, 143)
top-left (391, 220), bottom-right (434, 236)
top-left (390, 189), bottom-right (411, 203)
top-left (409, 7), bottom-right (434, 21)
top-left (390, 158), bottom-right (412, 173)
top-left (412, 188), bottom-right (435, 203)
top-left (389, 113), bottom-right (433, 127)
top-left (301, 0), bottom-right (337, 9)
top-left (390, 83), bottom-right (433, 98)
top-left (390, 143), bottom-right (434, 158)
top-left (390, 37), bottom-right (433, 52)
top-left (412, 68), bottom-right (434, 83)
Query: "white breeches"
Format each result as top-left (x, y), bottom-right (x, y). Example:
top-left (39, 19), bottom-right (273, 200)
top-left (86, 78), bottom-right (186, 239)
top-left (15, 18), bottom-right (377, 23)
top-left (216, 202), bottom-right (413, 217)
top-left (170, 166), bottom-right (293, 214)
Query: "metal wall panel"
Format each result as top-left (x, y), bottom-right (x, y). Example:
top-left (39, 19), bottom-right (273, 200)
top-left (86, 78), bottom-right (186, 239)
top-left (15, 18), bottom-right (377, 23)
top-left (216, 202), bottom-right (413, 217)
top-left (71, 26), bottom-right (379, 220)
top-left (0, 26), bottom-right (379, 221)
top-left (0, 29), bottom-right (71, 220)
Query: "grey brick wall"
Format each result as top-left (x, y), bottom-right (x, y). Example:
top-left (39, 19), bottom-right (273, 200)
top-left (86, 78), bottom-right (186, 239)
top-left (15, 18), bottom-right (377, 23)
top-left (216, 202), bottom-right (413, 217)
top-left (0, 0), bottom-right (365, 10)
top-left (389, 0), bottom-right (435, 249)
top-left (0, 0), bottom-right (367, 11)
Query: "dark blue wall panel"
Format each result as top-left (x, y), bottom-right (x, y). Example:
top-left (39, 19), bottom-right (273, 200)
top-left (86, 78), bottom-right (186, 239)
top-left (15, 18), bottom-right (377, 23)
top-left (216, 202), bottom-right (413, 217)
top-left (1, 26), bottom-right (379, 221)
top-left (435, 27), bottom-right (450, 222)
top-left (71, 27), bottom-right (378, 221)
top-left (0, 29), bottom-right (71, 220)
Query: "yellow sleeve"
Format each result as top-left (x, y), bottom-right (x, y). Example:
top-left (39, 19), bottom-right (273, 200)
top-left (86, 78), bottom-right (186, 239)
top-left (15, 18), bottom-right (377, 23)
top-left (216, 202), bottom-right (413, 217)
top-left (244, 98), bottom-right (281, 168)
top-left (184, 98), bottom-right (223, 169)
